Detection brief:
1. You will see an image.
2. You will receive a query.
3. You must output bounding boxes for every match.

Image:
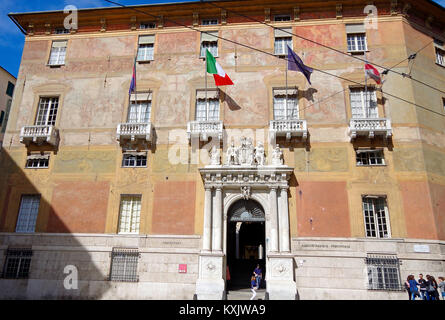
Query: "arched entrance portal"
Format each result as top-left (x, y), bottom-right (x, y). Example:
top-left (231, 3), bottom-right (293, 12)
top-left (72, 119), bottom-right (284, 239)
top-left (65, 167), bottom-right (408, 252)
top-left (226, 199), bottom-right (265, 290)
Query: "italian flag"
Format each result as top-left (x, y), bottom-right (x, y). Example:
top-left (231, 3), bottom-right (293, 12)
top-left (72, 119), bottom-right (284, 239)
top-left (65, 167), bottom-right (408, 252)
top-left (206, 49), bottom-right (234, 86)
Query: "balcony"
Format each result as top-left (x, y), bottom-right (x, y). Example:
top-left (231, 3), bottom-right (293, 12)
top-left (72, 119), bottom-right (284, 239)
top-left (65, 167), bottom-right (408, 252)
top-left (269, 119), bottom-right (308, 141)
top-left (187, 120), bottom-right (223, 142)
top-left (20, 125), bottom-right (59, 146)
top-left (116, 122), bottom-right (153, 144)
top-left (349, 118), bottom-right (392, 141)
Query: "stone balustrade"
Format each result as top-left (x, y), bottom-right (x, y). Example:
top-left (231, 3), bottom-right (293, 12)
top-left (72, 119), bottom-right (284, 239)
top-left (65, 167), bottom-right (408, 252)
top-left (349, 118), bottom-right (392, 140)
top-left (187, 120), bottom-right (223, 142)
top-left (269, 119), bottom-right (308, 141)
top-left (116, 122), bottom-right (153, 143)
top-left (20, 125), bottom-right (59, 146)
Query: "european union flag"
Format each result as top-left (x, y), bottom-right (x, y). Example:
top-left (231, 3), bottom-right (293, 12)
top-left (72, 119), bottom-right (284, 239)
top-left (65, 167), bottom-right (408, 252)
top-left (287, 45), bottom-right (313, 85)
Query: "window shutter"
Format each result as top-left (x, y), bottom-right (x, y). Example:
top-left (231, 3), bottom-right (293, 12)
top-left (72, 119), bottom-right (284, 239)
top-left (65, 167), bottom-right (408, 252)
top-left (138, 35), bottom-right (155, 44)
top-left (274, 28), bottom-right (291, 37)
top-left (196, 90), bottom-right (219, 99)
top-left (201, 31), bottom-right (218, 42)
top-left (130, 92), bottom-right (152, 101)
top-left (346, 24), bottom-right (365, 34)
top-left (52, 40), bottom-right (67, 48)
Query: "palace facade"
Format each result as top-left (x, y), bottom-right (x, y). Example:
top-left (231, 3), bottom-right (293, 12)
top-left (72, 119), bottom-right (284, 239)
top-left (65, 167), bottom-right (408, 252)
top-left (0, 0), bottom-right (444, 300)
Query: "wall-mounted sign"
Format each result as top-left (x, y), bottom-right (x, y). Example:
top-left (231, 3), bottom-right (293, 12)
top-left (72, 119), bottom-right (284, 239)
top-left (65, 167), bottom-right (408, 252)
top-left (179, 264), bottom-right (187, 273)
top-left (413, 244), bottom-right (430, 253)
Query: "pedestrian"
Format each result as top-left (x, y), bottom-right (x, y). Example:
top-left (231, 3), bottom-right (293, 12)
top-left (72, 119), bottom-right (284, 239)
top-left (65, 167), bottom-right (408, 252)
top-left (408, 275), bottom-right (420, 300)
top-left (404, 278), bottom-right (411, 300)
top-left (418, 274), bottom-right (430, 300)
top-left (426, 275), bottom-right (440, 300)
top-left (438, 277), bottom-right (445, 300)
top-left (253, 264), bottom-right (263, 289)
top-left (250, 273), bottom-right (258, 300)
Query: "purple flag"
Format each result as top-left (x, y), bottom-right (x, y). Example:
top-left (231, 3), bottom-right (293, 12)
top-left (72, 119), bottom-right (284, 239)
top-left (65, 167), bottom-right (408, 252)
top-left (287, 45), bottom-right (313, 85)
top-left (129, 59), bottom-right (136, 95)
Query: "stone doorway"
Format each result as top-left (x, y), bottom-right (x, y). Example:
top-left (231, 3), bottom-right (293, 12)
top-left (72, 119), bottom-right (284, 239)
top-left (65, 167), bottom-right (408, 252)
top-left (226, 199), bottom-right (265, 291)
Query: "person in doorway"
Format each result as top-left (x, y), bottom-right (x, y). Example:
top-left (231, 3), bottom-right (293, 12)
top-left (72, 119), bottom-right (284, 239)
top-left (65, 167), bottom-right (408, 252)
top-left (250, 273), bottom-right (258, 300)
top-left (418, 274), bottom-right (430, 300)
top-left (438, 277), bottom-right (445, 300)
top-left (254, 264), bottom-right (263, 289)
top-left (407, 275), bottom-right (420, 300)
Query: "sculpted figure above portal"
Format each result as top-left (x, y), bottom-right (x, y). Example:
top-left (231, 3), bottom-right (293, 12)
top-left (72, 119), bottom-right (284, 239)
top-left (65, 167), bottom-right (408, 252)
top-left (223, 137), bottom-right (283, 166)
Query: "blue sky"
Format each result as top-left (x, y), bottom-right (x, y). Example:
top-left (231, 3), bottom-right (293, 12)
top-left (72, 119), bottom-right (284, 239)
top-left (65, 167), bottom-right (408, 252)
top-left (1, 0), bottom-right (444, 78)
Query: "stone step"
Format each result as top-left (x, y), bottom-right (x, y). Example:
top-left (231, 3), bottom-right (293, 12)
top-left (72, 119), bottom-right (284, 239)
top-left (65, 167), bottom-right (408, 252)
top-left (226, 289), bottom-right (266, 301)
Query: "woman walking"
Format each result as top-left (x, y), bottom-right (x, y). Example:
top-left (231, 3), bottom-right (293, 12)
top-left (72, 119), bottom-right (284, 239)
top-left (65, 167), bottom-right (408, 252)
top-left (438, 277), bottom-right (445, 300)
top-left (407, 275), bottom-right (420, 300)
top-left (426, 275), bottom-right (440, 300)
top-left (250, 273), bottom-right (258, 300)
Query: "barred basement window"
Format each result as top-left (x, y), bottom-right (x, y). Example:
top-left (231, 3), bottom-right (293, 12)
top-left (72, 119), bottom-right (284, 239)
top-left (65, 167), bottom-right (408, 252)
top-left (109, 248), bottom-right (139, 282)
top-left (2, 248), bottom-right (33, 279)
top-left (356, 149), bottom-right (385, 166)
top-left (122, 152), bottom-right (147, 167)
top-left (363, 196), bottom-right (391, 239)
top-left (366, 255), bottom-right (402, 291)
top-left (26, 154), bottom-right (50, 169)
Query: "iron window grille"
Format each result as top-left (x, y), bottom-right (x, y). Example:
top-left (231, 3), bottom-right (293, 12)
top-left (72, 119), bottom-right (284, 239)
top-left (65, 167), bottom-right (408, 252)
top-left (109, 248), bottom-right (140, 282)
top-left (362, 196), bottom-right (391, 239)
top-left (366, 255), bottom-right (402, 291)
top-left (356, 149), bottom-right (385, 166)
top-left (2, 248), bottom-right (33, 279)
top-left (122, 153), bottom-right (147, 168)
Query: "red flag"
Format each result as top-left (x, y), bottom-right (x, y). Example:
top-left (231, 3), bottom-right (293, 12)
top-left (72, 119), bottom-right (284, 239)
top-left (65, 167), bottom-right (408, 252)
top-left (365, 64), bottom-right (381, 84)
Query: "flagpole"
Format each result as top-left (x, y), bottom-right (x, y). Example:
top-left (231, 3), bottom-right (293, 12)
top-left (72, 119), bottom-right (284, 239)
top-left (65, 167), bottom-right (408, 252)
top-left (205, 49), bottom-right (209, 121)
top-left (364, 52), bottom-right (369, 119)
top-left (285, 54), bottom-right (288, 120)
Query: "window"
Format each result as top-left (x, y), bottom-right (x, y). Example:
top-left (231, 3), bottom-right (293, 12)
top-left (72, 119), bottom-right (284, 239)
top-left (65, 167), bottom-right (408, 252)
top-left (274, 15), bottom-right (291, 22)
top-left (140, 22), bottom-right (156, 29)
top-left (366, 255), bottom-right (402, 291)
top-left (0, 111), bottom-right (4, 127)
top-left (274, 28), bottom-right (292, 55)
top-left (128, 92), bottom-right (152, 122)
top-left (54, 28), bottom-right (69, 34)
top-left (200, 31), bottom-right (218, 58)
top-left (346, 24), bottom-right (367, 53)
top-left (443, 98), bottom-right (445, 112)
top-left (202, 19), bottom-right (218, 25)
top-left (363, 196), bottom-right (390, 239)
top-left (195, 90), bottom-right (220, 121)
top-left (350, 88), bottom-right (378, 119)
top-left (273, 88), bottom-right (299, 120)
top-left (1, 99), bottom-right (11, 133)
top-left (109, 248), bottom-right (139, 282)
top-left (2, 248), bottom-right (32, 279)
top-left (434, 39), bottom-right (445, 67)
top-left (118, 195), bottom-right (141, 234)
top-left (137, 35), bottom-right (154, 62)
top-left (26, 154), bottom-right (50, 169)
top-left (15, 195), bottom-right (40, 233)
top-left (6, 81), bottom-right (14, 97)
top-left (356, 149), bottom-right (385, 166)
top-left (48, 40), bottom-right (67, 66)
top-left (122, 152), bottom-right (147, 167)
top-left (35, 97), bottom-right (59, 126)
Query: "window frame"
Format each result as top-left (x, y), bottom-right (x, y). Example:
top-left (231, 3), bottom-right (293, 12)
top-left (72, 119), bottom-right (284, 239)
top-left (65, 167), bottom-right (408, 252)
top-left (273, 88), bottom-right (299, 120)
top-left (355, 149), bottom-right (386, 167)
top-left (117, 195), bottom-right (142, 235)
top-left (201, 18), bottom-right (218, 26)
top-left (48, 40), bottom-right (67, 66)
top-left (139, 22), bottom-right (156, 29)
top-left (273, 14), bottom-right (291, 22)
top-left (122, 152), bottom-right (148, 168)
top-left (15, 195), bottom-right (41, 234)
top-left (366, 255), bottom-right (402, 291)
top-left (349, 87), bottom-right (379, 119)
top-left (1, 99), bottom-right (11, 133)
top-left (127, 94), bottom-right (152, 123)
top-left (6, 81), bottom-right (14, 97)
top-left (347, 33), bottom-right (368, 53)
top-left (274, 36), bottom-right (292, 56)
top-left (436, 47), bottom-right (445, 67)
top-left (25, 154), bottom-right (50, 169)
top-left (34, 97), bottom-right (59, 126)
top-left (362, 196), bottom-right (391, 239)
top-left (195, 90), bottom-right (220, 121)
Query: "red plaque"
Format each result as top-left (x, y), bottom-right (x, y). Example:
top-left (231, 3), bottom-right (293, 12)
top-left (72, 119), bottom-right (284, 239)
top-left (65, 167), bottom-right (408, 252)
top-left (179, 264), bottom-right (187, 273)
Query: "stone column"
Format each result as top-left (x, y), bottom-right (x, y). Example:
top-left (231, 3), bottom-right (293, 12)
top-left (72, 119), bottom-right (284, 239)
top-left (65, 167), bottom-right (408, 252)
top-left (203, 187), bottom-right (212, 251)
top-left (212, 187), bottom-right (223, 252)
top-left (279, 186), bottom-right (290, 252)
top-left (269, 187), bottom-right (279, 252)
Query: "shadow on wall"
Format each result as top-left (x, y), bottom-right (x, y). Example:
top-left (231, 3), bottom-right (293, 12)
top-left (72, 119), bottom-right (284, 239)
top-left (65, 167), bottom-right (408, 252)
top-left (0, 147), bottom-right (112, 299)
